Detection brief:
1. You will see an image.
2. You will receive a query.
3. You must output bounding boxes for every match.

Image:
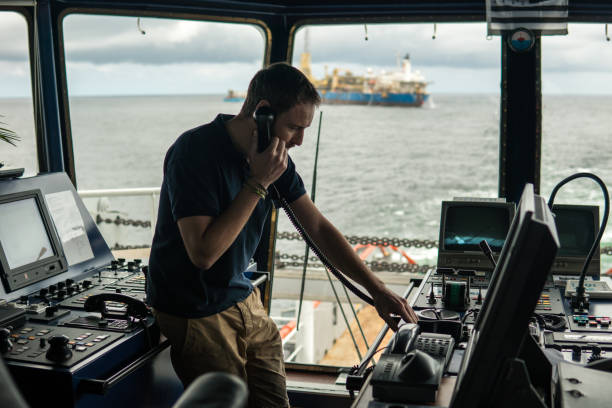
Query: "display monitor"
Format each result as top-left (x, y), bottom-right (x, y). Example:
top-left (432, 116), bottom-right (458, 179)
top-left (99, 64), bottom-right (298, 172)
top-left (450, 184), bottom-right (559, 408)
top-left (0, 189), bottom-right (67, 292)
top-left (437, 200), bottom-right (515, 271)
top-left (550, 204), bottom-right (599, 278)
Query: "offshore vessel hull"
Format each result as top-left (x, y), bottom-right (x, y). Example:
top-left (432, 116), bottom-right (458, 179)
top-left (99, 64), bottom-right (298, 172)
top-left (319, 91), bottom-right (428, 107)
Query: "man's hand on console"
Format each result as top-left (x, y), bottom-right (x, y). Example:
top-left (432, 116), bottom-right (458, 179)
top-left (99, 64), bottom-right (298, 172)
top-left (371, 285), bottom-right (418, 331)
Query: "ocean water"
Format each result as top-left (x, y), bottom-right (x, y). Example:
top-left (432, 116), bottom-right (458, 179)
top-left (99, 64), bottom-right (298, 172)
top-left (2, 94), bottom-right (612, 270)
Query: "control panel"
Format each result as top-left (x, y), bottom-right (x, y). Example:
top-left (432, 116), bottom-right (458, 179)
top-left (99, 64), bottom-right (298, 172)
top-left (413, 268), bottom-right (566, 322)
top-left (3, 324), bottom-right (123, 367)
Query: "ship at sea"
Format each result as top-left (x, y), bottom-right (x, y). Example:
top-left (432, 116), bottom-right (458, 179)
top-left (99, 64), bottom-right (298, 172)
top-left (300, 50), bottom-right (430, 107)
top-left (223, 89), bottom-right (246, 102)
top-left (224, 51), bottom-right (430, 107)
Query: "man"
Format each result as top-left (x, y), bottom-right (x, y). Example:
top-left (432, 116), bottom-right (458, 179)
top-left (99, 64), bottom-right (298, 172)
top-left (147, 62), bottom-right (418, 407)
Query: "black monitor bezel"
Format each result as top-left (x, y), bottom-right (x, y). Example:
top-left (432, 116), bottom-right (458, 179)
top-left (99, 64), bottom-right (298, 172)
top-left (437, 200), bottom-right (516, 272)
top-left (450, 184), bottom-right (559, 407)
top-left (0, 189), bottom-right (67, 292)
top-left (550, 204), bottom-right (600, 278)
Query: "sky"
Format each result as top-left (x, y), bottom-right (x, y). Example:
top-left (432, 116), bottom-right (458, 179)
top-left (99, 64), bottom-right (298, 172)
top-left (1, 11), bottom-right (612, 97)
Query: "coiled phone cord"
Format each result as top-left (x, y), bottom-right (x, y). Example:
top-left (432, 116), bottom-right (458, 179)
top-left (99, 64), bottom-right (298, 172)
top-left (272, 186), bottom-right (375, 306)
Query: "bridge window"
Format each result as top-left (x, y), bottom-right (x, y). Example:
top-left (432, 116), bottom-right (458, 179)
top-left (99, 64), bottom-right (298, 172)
top-left (62, 13), bottom-right (265, 250)
top-left (271, 23), bottom-right (501, 367)
top-left (541, 23), bottom-right (612, 273)
top-left (0, 11), bottom-right (37, 176)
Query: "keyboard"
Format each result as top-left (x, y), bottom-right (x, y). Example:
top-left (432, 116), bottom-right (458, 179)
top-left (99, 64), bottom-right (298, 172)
top-left (416, 332), bottom-right (455, 370)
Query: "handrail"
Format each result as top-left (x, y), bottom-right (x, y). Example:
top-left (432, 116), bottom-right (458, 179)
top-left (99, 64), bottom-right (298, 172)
top-left (78, 187), bottom-right (160, 197)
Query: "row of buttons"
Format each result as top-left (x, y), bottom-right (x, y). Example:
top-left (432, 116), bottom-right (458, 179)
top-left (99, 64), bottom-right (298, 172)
top-left (68, 333), bottom-right (111, 352)
top-left (573, 315), bottom-right (611, 328)
top-left (8, 327), bottom-right (53, 357)
top-left (535, 294), bottom-right (552, 311)
top-left (117, 275), bottom-right (146, 289)
top-left (8, 327), bottom-right (110, 356)
top-left (417, 337), bottom-right (451, 357)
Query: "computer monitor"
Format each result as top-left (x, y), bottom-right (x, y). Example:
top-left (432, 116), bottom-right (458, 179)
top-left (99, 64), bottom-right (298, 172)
top-left (450, 184), bottom-right (559, 408)
top-left (550, 204), bottom-right (600, 278)
top-left (0, 189), bottom-right (67, 292)
top-left (437, 200), bottom-right (516, 271)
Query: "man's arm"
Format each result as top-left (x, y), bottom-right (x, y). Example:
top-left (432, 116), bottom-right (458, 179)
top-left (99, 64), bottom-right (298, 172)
top-left (287, 194), bottom-right (418, 329)
top-left (178, 186), bottom-right (262, 270)
top-left (178, 135), bottom-right (288, 270)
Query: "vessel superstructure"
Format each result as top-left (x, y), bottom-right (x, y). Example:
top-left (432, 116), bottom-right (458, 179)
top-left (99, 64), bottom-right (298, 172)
top-left (307, 54), bottom-right (430, 107)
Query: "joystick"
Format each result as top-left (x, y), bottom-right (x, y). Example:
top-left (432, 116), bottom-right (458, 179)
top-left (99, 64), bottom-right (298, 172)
top-left (0, 327), bottom-right (13, 353)
top-left (571, 345), bottom-right (582, 361)
top-left (45, 305), bottom-right (58, 317)
top-left (428, 283), bottom-right (437, 304)
top-left (587, 343), bottom-right (603, 363)
top-left (56, 289), bottom-right (66, 300)
top-left (46, 335), bottom-right (72, 362)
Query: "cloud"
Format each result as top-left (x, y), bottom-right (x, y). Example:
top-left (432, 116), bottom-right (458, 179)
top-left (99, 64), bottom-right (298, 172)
top-left (62, 15), bottom-right (265, 64)
top-left (0, 12), bottom-right (29, 61)
top-left (293, 23), bottom-right (501, 70)
top-left (65, 61), bottom-right (261, 96)
top-left (1, 9), bottom-right (612, 96)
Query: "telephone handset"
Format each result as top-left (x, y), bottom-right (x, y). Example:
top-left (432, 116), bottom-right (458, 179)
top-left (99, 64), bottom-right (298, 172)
top-left (255, 106), bottom-right (275, 152)
top-left (253, 107), bottom-right (375, 307)
top-left (84, 293), bottom-right (149, 320)
top-left (371, 323), bottom-right (453, 403)
top-left (389, 323), bottom-right (420, 354)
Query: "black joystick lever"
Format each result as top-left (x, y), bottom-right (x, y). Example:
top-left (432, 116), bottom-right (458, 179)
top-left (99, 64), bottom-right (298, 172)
top-left (428, 282), bottom-right (437, 304)
top-left (0, 327), bottom-right (13, 353)
top-left (46, 335), bottom-right (72, 362)
top-left (45, 305), bottom-right (58, 317)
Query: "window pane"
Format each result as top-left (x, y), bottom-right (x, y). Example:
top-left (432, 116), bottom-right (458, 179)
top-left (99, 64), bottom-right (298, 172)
top-left (271, 23), bottom-right (501, 366)
top-left (63, 14), bottom-right (265, 249)
top-left (0, 11), bottom-right (37, 176)
top-left (541, 23), bottom-right (612, 274)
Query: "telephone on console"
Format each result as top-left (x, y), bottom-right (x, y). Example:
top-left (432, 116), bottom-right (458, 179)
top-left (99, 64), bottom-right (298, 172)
top-left (84, 293), bottom-right (148, 320)
top-left (63, 293), bottom-right (149, 333)
top-left (370, 323), bottom-right (455, 403)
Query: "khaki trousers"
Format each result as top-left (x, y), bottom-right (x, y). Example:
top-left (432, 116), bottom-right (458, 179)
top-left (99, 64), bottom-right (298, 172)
top-left (154, 288), bottom-right (289, 408)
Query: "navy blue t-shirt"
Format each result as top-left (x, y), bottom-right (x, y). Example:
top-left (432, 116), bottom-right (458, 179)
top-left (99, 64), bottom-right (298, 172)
top-left (147, 114), bottom-right (306, 317)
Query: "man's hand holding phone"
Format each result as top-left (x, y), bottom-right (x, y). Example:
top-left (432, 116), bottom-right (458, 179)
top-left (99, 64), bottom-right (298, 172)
top-left (248, 130), bottom-right (288, 189)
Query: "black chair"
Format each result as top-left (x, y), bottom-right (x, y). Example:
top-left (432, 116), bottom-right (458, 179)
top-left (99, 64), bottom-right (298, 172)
top-left (0, 357), bottom-right (28, 408)
top-left (172, 372), bottom-right (248, 408)
top-left (2, 353), bottom-right (246, 408)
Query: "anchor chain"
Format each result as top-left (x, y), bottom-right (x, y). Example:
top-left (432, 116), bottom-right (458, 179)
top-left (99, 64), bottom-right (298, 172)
top-left (96, 214), bottom-right (151, 228)
top-left (275, 253), bottom-right (432, 273)
top-left (276, 231), bottom-right (438, 249)
top-left (112, 243), bottom-right (151, 250)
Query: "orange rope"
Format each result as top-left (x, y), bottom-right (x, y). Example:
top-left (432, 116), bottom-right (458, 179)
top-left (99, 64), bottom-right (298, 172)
top-left (354, 243), bottom-right (418, 265)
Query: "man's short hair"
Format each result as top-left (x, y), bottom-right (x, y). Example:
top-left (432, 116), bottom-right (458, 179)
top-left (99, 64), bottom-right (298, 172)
top-left (240, 62), bottom-right (321, 117)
